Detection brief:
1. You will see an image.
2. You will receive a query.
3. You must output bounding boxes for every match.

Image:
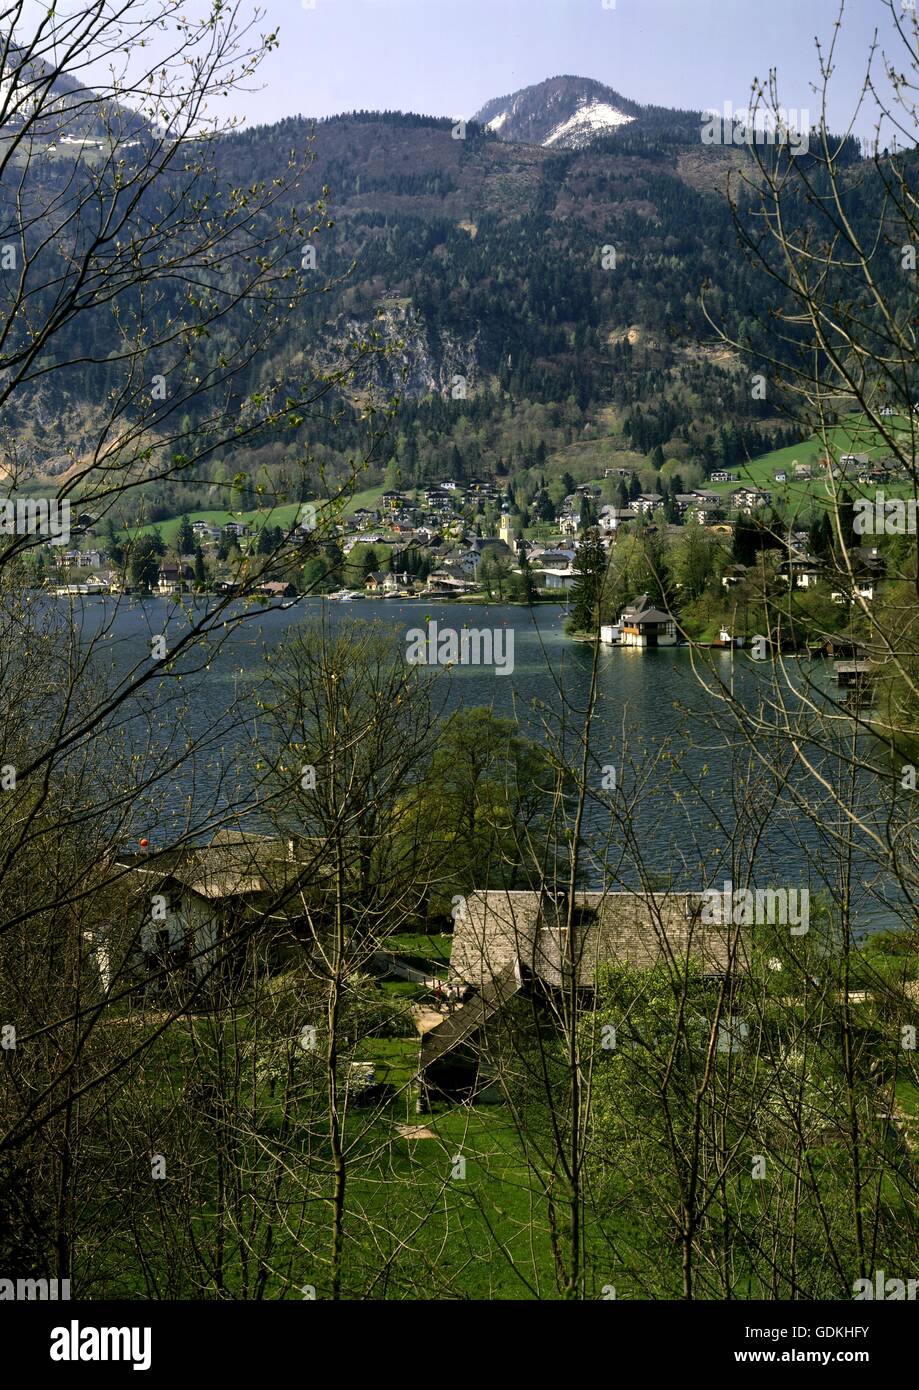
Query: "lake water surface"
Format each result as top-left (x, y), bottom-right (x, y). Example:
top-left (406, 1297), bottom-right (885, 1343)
top-left (65, 594), bottom-right (903, 934)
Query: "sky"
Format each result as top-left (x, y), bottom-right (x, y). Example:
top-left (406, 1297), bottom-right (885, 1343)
top-left (224, 0), bottom-right (897, 138)
top-left (12, 0), bottom-right (907, 142)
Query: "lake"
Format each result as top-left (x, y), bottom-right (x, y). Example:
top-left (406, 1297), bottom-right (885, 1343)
top-left (60, 593), bottom-right (904, 934)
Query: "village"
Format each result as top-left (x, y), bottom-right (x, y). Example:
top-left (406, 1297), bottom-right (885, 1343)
top-left (1, 0), bottom-right (917, 1318)
top-left (27, 446), bottom-right (900, 687)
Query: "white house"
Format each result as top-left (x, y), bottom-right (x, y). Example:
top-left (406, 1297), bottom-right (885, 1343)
top-left (539, 564), bottom-right (576, 591)
top-left (598, 504), bottom-right (637, 535)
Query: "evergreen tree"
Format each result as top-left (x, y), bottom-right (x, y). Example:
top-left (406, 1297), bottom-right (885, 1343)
top-left (129, 534), bottom-right (164, 591)
top-left (104, 516), bottom-right (124, 566)
top-left (257, 524), bottom-right (280, 555)
top-left (569, 527), bottom-right (608, 632)
top-left (837, 490), bottom-right (857, 551)
top-left (517, 547), bottom-right (537, 605)
top-left (176, 515), bottom-right (195, 555)
top-left (732, 515), bottom-right (758, 566)
top-left (809, 509), bottom-right (833, 558)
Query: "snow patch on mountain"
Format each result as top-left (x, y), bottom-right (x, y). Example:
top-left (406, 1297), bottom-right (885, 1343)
top-left (543, 99), bottom-right (635, 147)
top-left (486, 110), bottom-right (508, 132)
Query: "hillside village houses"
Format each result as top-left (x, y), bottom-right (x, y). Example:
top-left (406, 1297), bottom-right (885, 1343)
top-left (777, 550), bottom-right (823, 590)
top-left (54, 547), bottom-right (106, 569)
top-left (364, 570), bottom-right (408, 595)
top-left (598, 503), bottom-right (637, 534)
top-left (34, 434), bottom-right (904, 614)
top-left (634, 491), bottom-right (665, 516)
top-left (730, 485), bottom-right (772, 513)
top-left (38, 479), bottom-right (712, 603)
top-left (156, 562), bottom-right (194, 596)
top-left (535, 547), bottom-right (577, 590)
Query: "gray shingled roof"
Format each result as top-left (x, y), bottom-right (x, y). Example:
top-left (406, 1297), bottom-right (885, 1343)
top-left (451, 889), bottom-right (743, 991)
top-left (118, 831), bottom-right (325, 901)
top-left (420, 961), bottom-right (523, 1070)
top-left (622, 593), bottom-right (673, 625)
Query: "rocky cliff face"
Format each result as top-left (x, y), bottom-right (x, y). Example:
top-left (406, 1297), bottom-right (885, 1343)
top-left (325, 302), bottom-right (483, 403)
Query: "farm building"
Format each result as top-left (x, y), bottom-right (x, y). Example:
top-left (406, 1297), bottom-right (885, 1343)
top-left (102, 832), bottom-right (330, 995)
top-left (419, 889), bottom-right (744, 1099)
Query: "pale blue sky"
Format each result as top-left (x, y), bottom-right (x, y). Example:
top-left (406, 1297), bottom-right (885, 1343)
top-left (14, 0), bottom-right (905, 141)
top-left (233, 0), bottom-right (895, 138)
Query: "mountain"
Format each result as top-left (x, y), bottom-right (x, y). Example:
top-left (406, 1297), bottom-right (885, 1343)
top-left (157, 109), bottom-right (804, 495)
top-left (472, 75), bottom-right (643, 149)
top-left (469, 73), bottom-right (717, 152)
top-left (0, 49), bottom-right (149, 147)
top-left (1, 102), bottom-right (800, 496)
top-left (0, 80), bottom-right (870, 513)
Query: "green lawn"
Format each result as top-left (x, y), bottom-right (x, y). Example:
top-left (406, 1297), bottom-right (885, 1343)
top-left (376, 979), bottom-right (428, 1002)
top-left (340, 1109), bottom-right (579, 1298)
top-left (707, 412), bottom-right (917, 510)
top-left (95, 975), bottom-right (918, 1300)
top-left (119, 503), bottom-right (307, 546)
top-left (116, 484), bottom-right (389, 547)
top-left (342, 484), bottom-right (385, 515)
top-left (355, 1035), bottom-right (420, 1087)
top-left (386, 932), bottom-right (453, 966)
